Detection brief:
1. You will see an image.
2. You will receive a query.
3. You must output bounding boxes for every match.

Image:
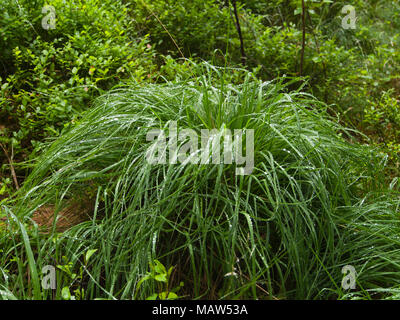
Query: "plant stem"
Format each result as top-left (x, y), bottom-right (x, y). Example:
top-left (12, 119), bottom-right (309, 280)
top-left (231, 0), bottom-right (246, 66)
top-left (300, 0), bottom-right (306, 76)
top-left (0, 143), bottom-right (19, 190)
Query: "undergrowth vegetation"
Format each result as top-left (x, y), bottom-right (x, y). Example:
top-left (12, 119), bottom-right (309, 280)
top-left (1, 0), bottom-right (400, 300)
top-left (1, 65), bottom-right (400, 299)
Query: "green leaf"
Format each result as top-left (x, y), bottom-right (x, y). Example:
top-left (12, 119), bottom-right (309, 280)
top-left (154, 260), bottom-right (166, 274)
top-left (136, 274), bottom-right (151, 290)
top-left (159, 291), bottom-right (178, 300)
top-left (312, 56), bottom-right (322, 63)
top-left (146, 293), bottom-right (158, 300)
top-left (62, 287), bottom-right (71, 300)
top-left (135, 273), bottom-right (151, 298)
top-left (167, 266), bottom-right (174, 278)
top-left (0, 184), bottom-right (6, 195)
top-left (155, 274), bottom-right (167, 282)
top-left (85, 249), bottom-right (98, 264)
top-left (6, 210), bottom-right (41, 300)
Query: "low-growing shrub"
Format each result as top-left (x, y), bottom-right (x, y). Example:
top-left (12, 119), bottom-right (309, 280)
top-left (0, 0), bottom-right (157, 195)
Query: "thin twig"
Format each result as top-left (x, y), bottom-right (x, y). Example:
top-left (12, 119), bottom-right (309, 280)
top-left (299, 0), bottom-right (306, 76)
top-left (231, 0), bottom-right (246, 66)
top-left (140, 0), bottom-right (185, 59)
top-left (0, 143), bottom-right (20, 190)
top-left (306, 11), bottom-right (328, 101)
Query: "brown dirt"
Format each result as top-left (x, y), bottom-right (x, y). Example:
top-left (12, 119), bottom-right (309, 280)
top-left (32, 199), bottom-right (93, 233)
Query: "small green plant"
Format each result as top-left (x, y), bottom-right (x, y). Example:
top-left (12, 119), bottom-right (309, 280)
top-left (57, 249), bottom-right (97, 300)
top-left (135, 260), bottom-right (183, 300)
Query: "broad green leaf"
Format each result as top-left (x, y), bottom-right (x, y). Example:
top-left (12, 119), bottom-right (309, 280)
top-left (62, 287), bottom-right (71, 300)
top-left (154, 260), bottom-right (166, 274)
top-left (146, 293), bottom-right (158, 300)
top-left (159, 291), bottom-right (178, 300)
top-left (155, 274), bottom-right (167, 282)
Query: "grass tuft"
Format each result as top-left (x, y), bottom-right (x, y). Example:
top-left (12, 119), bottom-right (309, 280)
top-left (1, 64), bottom-right (400, 299)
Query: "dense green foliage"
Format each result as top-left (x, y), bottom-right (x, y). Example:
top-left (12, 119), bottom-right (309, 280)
top-left (1, 0), bottom-right (400, 300)
top-left (2, 0), bottom-right (400, 194)
top-left (2, 67), bottom-right (400, 299)
top-left (0, 0), bottom-right (157, 194)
